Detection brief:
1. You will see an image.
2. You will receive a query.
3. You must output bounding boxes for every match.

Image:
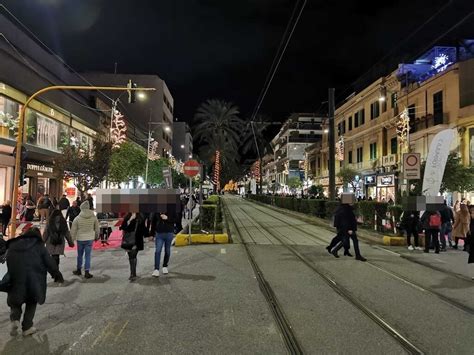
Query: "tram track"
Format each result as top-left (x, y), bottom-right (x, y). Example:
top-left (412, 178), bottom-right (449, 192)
top-left (245, 200), bottom-right (474, 315)
top-left (222, 198), bottom-right (304, 354)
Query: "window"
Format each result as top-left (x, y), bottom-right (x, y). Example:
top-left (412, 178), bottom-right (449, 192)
top-left (382, 99), bottom-right (387, 113)
top-left (433, 91), bottom-right (443, 125)
top-left (342, 120), bottom-right (346, 134)
top-left (357, 147), bottom-right (363, 163)
top-left (348, 116), bottom-right (352, 131)
top-left (370, 101), bottom-right (380, 120)
top-left (317, 157), bottom-right (321, 168)
top-left (337, 123), bottom-right (342, 136)
top-left (348, 150), bottom-right (353, 164)
top-left (360, 109), bottom-right (365, 125)
top-left (408, 104), bottom-right (416, 121)
top-left (369, 142), bottom-right (377, 160)
top-left (390, 137), bottom-right (397, 155)
top-left (391, 93), bottom-right (398, 109)
top-left (354, 112), bottom-right (359, 128)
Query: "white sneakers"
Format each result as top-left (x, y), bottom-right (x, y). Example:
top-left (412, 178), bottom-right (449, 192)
top-left (415, 247), bottom-right (423, 251)
top-left (152, 268), bottom-right (169, 277)
top-left (408, 245), bottom-right (414, 251)
top-left (23, 327), bottom-right (37, 336)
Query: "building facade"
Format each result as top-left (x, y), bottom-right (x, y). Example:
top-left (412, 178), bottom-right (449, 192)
top-left (172, 121), bottom-right (193, 162)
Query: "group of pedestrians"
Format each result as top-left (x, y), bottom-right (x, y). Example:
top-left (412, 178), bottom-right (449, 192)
top-left (0, 195), bottom-right (180, 337)
top-left (401, 200), bottom-right (473, 254)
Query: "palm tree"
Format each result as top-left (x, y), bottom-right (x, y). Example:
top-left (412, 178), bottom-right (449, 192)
top-left (241, 115), bottom-right (273, 194)
top-left (194, 99), bottom-right (243, 191)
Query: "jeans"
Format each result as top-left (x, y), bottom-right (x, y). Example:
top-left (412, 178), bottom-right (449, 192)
top-left (77, 240), bottom-right (93, 271)
top-left (10, 303), bottom-right (37, 331)
top-left (425, 229), bottom-right (439, 252)
top-left (439, 222), bottom-right (452, 248)
top-left (155, 233), bottom-right (173, 270)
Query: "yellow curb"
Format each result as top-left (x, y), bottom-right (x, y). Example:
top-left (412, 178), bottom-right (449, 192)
top-left (175, 233), bottom-right (229, 246)
top-left (383, 235), bottom-right (406, 246)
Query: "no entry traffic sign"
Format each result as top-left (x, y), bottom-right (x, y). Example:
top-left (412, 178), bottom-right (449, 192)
top-left (183, 159), bottom-right (200, 177)
top-left (403, 153), bottom-right (421, 179)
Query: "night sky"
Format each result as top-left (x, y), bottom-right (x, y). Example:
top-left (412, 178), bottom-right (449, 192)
top-left (2, 0), bottom-right (473, 124)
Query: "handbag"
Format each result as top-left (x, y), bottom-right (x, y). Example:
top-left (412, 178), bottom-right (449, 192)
top-left (121, 219), bottom-right (138, 250)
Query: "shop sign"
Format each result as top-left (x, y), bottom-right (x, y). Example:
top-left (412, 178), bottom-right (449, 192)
top-left (65, 187), bottom-right (76, 196)
top-left (382, 154), bottom-right (397, 166)
top-left (26, 163), bottom-right (53, 173)
top-left (378, 175), bottom-right (394, 186)
top-left (403, 153), bottom-right (421, 179)
top-left (364, 175), bottom-right (376, 185)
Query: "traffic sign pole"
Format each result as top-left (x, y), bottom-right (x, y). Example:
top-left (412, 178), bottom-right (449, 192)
top-left (183, 160), bottom-right (200, 245)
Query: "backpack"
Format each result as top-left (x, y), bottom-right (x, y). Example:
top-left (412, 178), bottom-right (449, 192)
top-left (49, 230), bottom-right (63, 246)
top-left (429, 213), bottom-right (442, 228)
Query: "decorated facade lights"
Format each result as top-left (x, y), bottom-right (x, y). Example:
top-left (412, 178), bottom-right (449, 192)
top-left (111, 109), bottom-right (127, 148)
top-left (147, 141), bottom-right (159, 161)
top-left (335, 136), bottom-right (344, 161)
top-left (396, 108), bottom-right (410, 152)
top-left (213, 150), bottom-right (221, 191)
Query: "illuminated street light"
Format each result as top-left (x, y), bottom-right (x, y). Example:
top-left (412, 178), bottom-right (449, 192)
top-left (165, 126), bottom-right (171, 132)
top-left (324, 128), bottom-right (329, 133)
top-left (378, 95), bottom-right (386, 102)
top-left (137, 92), bottom-right (146, 100)
top-left (180, 144), bottom-right (185, 149)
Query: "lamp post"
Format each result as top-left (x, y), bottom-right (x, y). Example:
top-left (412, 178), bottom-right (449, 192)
top-left (10, 85), bottom-right (155, 237)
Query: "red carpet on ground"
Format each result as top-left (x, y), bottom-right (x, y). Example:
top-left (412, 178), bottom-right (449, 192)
top-left (65, 229), bottom-right (123, 251)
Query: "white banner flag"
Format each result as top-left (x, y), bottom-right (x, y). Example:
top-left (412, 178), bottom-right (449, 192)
top-left (421, 129), bottom-right (456, 196)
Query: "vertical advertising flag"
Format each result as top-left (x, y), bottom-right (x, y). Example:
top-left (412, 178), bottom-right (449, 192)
top-left (421, 129), bottom-right (455, 196)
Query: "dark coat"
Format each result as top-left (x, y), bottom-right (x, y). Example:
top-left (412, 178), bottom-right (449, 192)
top-left (333, 204), bottom-right (357, 234)
top-left (43, 216), bottom-right (74, 255)
top-left (439, 205), bottom-right (454, 224)
top-left (401, 210), bottom-right (420, 231)
top-left (468, 216), bottom-right (474, 264)
top-left (1, 205), bottom-right (12, 224)
top-left (120, 215), bottom-right (146, 251)
top-left (87, 197), bottom-right (94, 210)
top-left (58, 197), bottom-right (70, 210)
top-left (66, 206), bottom-right (81, 222)
top-left (6, 229), bottom-right (60, 306)
top-left (151, 213), bottom-right (176, 234)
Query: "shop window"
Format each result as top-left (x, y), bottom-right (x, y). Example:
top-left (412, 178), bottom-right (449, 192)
top-left (390, 137), bottom-right (397, 155)
top-left (0, 95), bottom-right (22, 140)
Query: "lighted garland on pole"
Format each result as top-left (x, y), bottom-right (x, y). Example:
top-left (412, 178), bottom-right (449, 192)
top-left (213, 150), bottom-right (221, 191)
top-left (111, 109), bottom-right (127, 148)
top-left (397, 108), bottom-right (410, 152)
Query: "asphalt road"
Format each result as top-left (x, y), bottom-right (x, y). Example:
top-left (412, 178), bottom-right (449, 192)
top-left (0, 196), bottom-right (472, 354)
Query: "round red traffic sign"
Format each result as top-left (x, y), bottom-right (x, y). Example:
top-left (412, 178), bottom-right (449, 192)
top-left (183, 159), bottom-right (200, 177)
top-left (406, 154), bottom-right (418, 166)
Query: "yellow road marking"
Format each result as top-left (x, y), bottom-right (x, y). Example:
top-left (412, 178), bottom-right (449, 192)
top-left (114, 320), bottom-right (129, 342)
top-left (92, 322), bottom-right (112, 348)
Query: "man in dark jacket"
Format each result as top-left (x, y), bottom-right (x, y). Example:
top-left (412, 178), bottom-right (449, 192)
top-left (330, 201), bottom-right (367, 261)
top-left (439, 201), bottom-right (454, 251)
top-left (58, 194), bottom-right (70, 218)
top-left (65, 200), bottom-right (81, 229)
top-left (401, 210), bottom-right (421, 251)
top-left (6, 227), bottom-right (62, 336)
top-left (86, 193), bottom-right (94, 210)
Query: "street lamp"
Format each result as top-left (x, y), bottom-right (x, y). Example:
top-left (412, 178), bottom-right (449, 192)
top-left (137, 92), bottom-right (146, 100)
top-left (180, 144), bottom-right (185, 149)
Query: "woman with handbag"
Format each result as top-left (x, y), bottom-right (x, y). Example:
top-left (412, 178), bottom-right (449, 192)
top-left (120, 213), bottom-right (146, 281)
top-left (43, 210), bottom-right (74, 283)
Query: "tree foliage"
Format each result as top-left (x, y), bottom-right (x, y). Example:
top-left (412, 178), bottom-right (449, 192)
top-left (308, 184), bottom-right (324, 196)
top-left (108, 141), bottom-right (146, 186)
top-left (287, 177), bottom-right (302, 189)
top-left (55, 136), bottom-right (112, 198)
top-left (337, 167), bottom-right (359, 191)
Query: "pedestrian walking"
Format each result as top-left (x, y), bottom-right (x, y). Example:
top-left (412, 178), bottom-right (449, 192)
top-left (420, 210), bottom-right (442, 253)
top-left (37, 194), bottom-right (52, 223)
top-left (1, 201), bottom-right (12, 236)
top-left (120, 213), bottom-right (146, 281)
top-left (86, 193), bottom-right (94, 210)
top-left (58, 194), bottom-right (70, 218)
top-left (43, 210), bottom-right (74, 283)
top-left (400, 210), bottom-right (422, 251)
top-left (66, 200), bottom-right (81, 229)
top-left (452, 203), bottom-right (470, 250)
top-left (330, 197), bottom-right (366, 261)
top-left (4, 227), bottom-right (63, 337)
top-left (22, 198), bottom-right (36, 222)
top-left (439, 200), bottom-right (455, 250)
top-left (151, 211), bottom-right (176, 277)
top-left (70, 201), bottom-right (99, 279)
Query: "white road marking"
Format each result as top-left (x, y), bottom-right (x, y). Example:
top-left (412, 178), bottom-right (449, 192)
top-left (221, 248), bottom-right (227, 254)
top-left (69, 325), bottom-right (93, 350)
top-left (434, 258), bottom-right (446, 264)
top-left (372, 245), bottom-right (401, 256)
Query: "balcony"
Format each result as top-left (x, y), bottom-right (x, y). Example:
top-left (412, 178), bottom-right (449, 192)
top-left (288, 136), bottom-right (321, 143)
top-left (287, 122), bottom-right (323, 130)
top-left (410, 113), bottom-right (448, 133)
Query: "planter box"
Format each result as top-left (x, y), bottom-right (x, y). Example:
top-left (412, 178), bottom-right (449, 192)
top-left (175, 233), bottom-right (229, 246)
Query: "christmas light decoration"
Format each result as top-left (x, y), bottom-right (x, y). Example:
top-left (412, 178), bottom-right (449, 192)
top-left (304, 153), bottom-right (309, 180)
top-left (147, 141), bottom-right (159, 161)
top-left (213, 150), bottom-right (221, 191)
top-left (335, 136), bottom-right (344, 161)
top-left (251, 160), bottom-right (261, 182)
top-left (111, 109), bottom-right (127, 148)
top-left (397, 109), bottom-right (410, 152)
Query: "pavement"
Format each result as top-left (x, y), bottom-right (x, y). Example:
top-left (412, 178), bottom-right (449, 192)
top-left (0, 196), bottom-right (472, 354)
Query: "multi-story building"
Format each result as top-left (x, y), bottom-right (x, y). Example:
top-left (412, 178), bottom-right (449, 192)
top-left (0, 13), bottom-right (111, 204)
top-left (83, 73), bottom-right (174, 158)
top-left (172, 121), bottom-right (193, 162)
top-left (309, 44), bottom-right (474, 202)
top-left (262, 113), bottom-right (324, 193)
